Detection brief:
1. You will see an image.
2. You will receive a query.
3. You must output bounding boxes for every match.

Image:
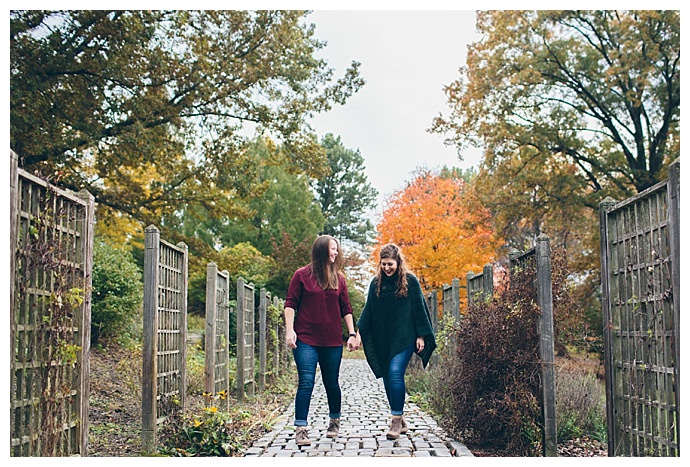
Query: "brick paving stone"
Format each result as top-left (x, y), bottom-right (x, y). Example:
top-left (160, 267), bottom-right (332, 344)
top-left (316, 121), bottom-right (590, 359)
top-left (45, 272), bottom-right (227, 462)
top-left (243, 358), bottom-right (474, 457)
top-left (434, 448), bottom-right (453, 457)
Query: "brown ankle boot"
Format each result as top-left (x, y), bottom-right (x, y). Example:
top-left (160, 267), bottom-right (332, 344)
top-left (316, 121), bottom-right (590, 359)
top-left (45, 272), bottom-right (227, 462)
top-left (295, 426), bottom-right (311, 446)
top-left (400, 416), bottom-right (409, 434)
top-left (326, 417), bottom-right (340, 438)
top-left (386, 415), bottom-right (404, 439)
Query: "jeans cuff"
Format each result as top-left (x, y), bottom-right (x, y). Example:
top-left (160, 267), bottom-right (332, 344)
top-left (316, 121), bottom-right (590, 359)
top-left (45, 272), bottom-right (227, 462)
top-left (294, 420), bottom-right (308, 427)
top-left (391, 410), bottom-right (404, 416)
top-left (329, 413), bottom-right (341, 420)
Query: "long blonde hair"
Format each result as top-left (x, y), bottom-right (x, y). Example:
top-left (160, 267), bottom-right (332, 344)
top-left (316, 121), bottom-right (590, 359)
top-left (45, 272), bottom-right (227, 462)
top-left (309, 235), bottom-right (343, 290)
top-left (375, 243), bottom-right (409, 297)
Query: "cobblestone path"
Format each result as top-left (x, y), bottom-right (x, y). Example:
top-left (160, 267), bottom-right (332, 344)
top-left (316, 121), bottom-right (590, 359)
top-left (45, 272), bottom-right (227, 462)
top-left (244, 358), bottom-right (473, 457)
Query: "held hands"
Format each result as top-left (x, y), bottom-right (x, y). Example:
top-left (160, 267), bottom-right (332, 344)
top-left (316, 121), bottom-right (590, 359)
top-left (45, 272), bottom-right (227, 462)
top-left (346, 334), bottom-right (361, 352)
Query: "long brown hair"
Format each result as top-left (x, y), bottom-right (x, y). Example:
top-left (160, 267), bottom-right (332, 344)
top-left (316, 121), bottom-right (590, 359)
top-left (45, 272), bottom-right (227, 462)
top-left (309, 235), bottom-right (343, 290)
top-left (375, 243), bottom-right (409, 297)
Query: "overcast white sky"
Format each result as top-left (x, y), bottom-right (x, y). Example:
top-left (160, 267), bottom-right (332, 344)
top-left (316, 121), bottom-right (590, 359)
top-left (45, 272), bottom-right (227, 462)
top-left (305, 10), bottom-right (482, 221)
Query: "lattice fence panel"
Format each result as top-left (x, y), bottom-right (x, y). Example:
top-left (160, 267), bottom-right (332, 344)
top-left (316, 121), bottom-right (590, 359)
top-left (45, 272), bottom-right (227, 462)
top-left (142, 226), bottom-right (187, 453)
top-left (10, 151), bottom-right (94, 456)
top-left (600, 162), bottom-right (680, 456)
top-left (204, 263), bottom-right (230, 410)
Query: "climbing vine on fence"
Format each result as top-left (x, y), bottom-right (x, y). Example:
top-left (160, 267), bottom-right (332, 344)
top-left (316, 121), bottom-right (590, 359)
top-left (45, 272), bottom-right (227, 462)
top-left (16, 186), bottom-right (85, 456)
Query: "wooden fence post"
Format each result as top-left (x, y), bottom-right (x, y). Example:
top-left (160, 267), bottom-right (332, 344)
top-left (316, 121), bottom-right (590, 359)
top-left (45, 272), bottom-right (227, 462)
top-left (76, 188), bottom-right (95, 456)
top-left (451, 278), bottom-right (460, 319)
top-left (598, 196), bottom-right (617, 457)
top-left (508, 249), bottom-right (521, 270)
top-left (9, 151), bottom-right (18, 412)
top-left (177, 241), bottom-right (189, 414)
top-left (426, 291), bottom-right (439, 333)
top-left (536, 234), bottom-right (557, 457)
top-left (142, 225), bottom-right (160, 454)
top-left (667, 160), bottom-right (681, 422)
top-left (482, 264), bottom-right (494, 298)
top-left (466, 272), bottom-right (475, 306)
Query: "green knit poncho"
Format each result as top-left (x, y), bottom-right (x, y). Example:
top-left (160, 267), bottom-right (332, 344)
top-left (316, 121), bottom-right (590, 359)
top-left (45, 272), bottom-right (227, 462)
top-left (357, 272), bottom-right (437, 379)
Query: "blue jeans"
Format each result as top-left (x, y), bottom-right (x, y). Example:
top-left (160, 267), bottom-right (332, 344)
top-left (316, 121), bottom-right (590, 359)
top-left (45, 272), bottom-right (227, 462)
top-left (382, 343), bottom-right (416, 416)
top-left (292, 340), bottom-right (343, 426)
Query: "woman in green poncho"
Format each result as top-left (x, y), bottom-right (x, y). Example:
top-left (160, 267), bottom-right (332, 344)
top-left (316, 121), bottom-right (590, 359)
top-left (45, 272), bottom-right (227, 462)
top-left (354, 243), bottom-right (436, 440)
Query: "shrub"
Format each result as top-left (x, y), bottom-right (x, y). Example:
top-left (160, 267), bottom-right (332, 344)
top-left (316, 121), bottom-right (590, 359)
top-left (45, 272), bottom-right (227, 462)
top-left (91, 240), bottom-right (143, 345)
top-left (421, 247), bottom-right (597, 455)
top-left (426, 262), bottom-right (544, 455)
top-left (556, 367), bottom-right (607, 443)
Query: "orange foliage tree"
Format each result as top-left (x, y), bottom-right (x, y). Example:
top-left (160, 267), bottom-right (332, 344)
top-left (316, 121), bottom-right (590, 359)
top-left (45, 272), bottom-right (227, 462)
top-left (374, 168), bottom-right (502, 305)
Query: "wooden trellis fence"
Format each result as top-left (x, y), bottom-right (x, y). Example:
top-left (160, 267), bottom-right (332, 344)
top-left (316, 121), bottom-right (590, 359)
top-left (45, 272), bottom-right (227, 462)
top-left (425, 290), bottom-right (439, 332)
top-left (273, 297), bottom-right (290, 374)
top-left (234, 280), bottom-right (286, 401)
top-left (467, 264), bottom-right (494, 305)
top-left (204, 262), bottom-right (231, 411)
top-left (141, 225), bottom-right (188, 455)
top-left (9, 150), bottom-right (95, 456)
top-left (258, 288), bottom-right (271, 391)
top-left (599, 159), bottom-right (680, 456)
top-left (273, 296), bottom-right (287, 375)
top-left (258, 289), bottom-right (286, 390)
top-left (441, 278), bottom-right (461, 320)
top-left (236, 277), bottom-right (256, 401)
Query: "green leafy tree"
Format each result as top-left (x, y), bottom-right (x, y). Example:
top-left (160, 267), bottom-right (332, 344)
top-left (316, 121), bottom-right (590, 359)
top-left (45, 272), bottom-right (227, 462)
top-left (220, 140), bottom-right (325, 255)
top-left (311, 134), bottom-right (378, 246)
top-left (432, 10), bottom-right (679, 256)
top-left (91, 240), bottom-right (143, 345)
top-left (218, 242), bottom-right (276, 291)
top-left (266, 232), bottom-right (315, 298)
top-left (10, 10), bottom-right (363, 253)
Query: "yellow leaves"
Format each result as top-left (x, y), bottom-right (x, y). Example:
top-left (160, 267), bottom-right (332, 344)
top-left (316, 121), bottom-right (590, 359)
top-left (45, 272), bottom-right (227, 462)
top-left (95, 205), bottom-right (144, 247)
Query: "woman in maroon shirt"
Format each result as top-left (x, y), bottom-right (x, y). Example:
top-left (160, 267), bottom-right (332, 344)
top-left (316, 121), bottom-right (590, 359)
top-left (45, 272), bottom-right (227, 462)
top-left (284, 235), bottom-right (357, 446)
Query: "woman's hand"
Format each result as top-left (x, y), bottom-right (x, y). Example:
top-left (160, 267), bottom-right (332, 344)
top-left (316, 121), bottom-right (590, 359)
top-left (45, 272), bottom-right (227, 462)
top-left (346, 332), bottom-right (361, 351)
top-left (346, 335), bottom-right (357, 352)
top-left (286, 329), bottom-right (297, 349)
top-left (416, 336), bottom-right (425, 353)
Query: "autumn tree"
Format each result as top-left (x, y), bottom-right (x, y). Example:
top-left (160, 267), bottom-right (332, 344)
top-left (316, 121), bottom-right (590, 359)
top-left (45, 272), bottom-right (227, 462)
top-left (10, 10), bottom-right (364, 256)
top-left (311, 133), bottom-right (378, 246)
top-left (431, 10), bottom-right (679, 260)
top-left (375, 168), bottom-right (502, 297)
